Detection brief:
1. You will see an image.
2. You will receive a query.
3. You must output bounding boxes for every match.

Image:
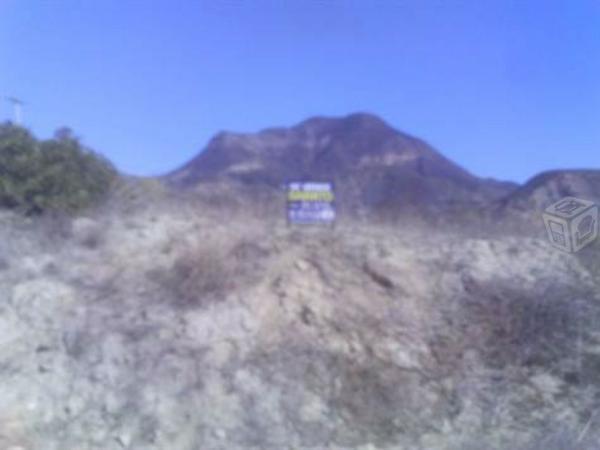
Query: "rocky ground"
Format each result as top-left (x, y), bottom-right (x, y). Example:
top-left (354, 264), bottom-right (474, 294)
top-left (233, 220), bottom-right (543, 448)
top-left (1, 189), bottom-right (600, 450)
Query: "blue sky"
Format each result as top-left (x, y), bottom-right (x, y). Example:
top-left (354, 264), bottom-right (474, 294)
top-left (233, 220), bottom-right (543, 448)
top-left (1, 0), bottom-right (599, 183)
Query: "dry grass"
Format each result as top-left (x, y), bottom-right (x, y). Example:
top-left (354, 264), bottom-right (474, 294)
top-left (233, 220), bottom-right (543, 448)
top-left (452, 275), bottom-right (598, 373)
top-left (151, 241), bottom-right (234, 309)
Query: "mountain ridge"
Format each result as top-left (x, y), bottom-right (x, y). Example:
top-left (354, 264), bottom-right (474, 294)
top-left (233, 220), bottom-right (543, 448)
top-left (166, 112), bottom-right (520, 217)
top-left (497, 169), bottom-right (600, 212)
top-left (165, 113), bottom-right (600, 223)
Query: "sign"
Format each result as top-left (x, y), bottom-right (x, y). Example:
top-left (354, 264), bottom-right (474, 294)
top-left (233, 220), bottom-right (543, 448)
top-left (286, 181), bottom-right (336, 225)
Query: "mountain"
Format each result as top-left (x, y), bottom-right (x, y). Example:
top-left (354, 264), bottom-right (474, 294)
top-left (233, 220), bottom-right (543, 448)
top-left (498, 169), bottom-right (600, 213)
top-left (167, 113), bottom-right (518, 217)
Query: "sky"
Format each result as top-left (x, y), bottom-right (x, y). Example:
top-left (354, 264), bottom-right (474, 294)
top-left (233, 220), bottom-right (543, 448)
top-left (0, 0), bottom-right (599, 183)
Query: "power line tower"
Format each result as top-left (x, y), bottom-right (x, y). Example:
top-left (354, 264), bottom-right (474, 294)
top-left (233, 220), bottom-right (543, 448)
top-left (5, 97), bottom-right (24, 125)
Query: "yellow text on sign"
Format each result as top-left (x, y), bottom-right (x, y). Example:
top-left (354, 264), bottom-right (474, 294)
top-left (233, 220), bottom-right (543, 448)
top-left (288, 191), bottom-right (335, 202)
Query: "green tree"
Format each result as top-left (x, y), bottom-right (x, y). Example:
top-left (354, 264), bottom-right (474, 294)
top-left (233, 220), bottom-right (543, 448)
top-left (0, 122), bottom-right (117, 214)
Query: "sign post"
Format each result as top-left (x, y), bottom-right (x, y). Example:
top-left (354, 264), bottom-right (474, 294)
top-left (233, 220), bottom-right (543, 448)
top-left (286, 181), bottom-right (336, 227)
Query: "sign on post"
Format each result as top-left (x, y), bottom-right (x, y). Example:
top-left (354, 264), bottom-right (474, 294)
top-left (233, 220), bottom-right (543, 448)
top-left (286, 181), bottom-right (336, 225)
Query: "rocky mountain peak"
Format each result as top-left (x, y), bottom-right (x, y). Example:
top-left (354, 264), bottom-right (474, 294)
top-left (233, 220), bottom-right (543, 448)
top-left (166, 113), bottom-right (518, 217)
top-left (293, 112), bottom-right (393, 135)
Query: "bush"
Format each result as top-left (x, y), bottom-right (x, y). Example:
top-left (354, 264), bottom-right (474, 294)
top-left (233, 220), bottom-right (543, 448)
top-left (456, 277), bottom-right (599, 374)
top-left (0, 123), bottom-right (117, 214)
top-left (523, 422), bottom-right (600, 450)
top-left (153, 243), bottom-right (233, 308)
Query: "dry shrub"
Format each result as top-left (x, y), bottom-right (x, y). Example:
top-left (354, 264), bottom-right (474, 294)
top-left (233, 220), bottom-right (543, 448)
top-left (35, 211), bottom-right (73, 241)
top-left (78, 229), bottom-right (104, 249)
top-left (155, 243), bottom-right (233, 309)
top-left (457, 277), bottom-right (599, 375)
top-left (522, 420), bottom-right (600, 450)
top-left (150, 231), bottom-right (271, 309)
top-left (458, 425), bottom-right (599, 450)
top-left (68, 217), bottom-right (106, 250)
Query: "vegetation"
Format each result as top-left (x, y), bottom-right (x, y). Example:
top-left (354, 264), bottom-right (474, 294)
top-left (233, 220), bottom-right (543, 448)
top-left (0, 122), bottom-right (117, 214)
top-left (149, 242), bottom-right (232, 309)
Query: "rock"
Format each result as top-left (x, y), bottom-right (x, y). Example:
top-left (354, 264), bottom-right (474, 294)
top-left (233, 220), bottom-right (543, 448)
top-left (11, 279), bottom-right (75, 329)
top-left (212, 428), bottom-right (227, 440)
top-left (295, 259), bottom-right (310, 272)
top-left (530, 372), bottom-right (564, 398)
top-left (362, 260), bottom-right (395, 289)
top-left (72, 217), bottom-right (104, 249)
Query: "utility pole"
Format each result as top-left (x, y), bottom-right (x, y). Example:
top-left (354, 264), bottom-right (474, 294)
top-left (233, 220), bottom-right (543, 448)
top-left (5, 97), bottom-right (24, 125)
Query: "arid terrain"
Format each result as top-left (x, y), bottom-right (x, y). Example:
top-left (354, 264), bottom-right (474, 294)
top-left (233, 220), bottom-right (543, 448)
top-left (1, 114), bottom-right (600, 449)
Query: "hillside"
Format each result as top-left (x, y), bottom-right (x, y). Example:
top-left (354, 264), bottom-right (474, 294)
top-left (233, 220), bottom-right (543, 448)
top-left (498, 170), bottom-right (600, 212)
top-left (1, 117), bottom-right (600, 449)
top-left (1, 188), bottom-right (600, 449)
top-left (167, 113), bottom-right (518, 218)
